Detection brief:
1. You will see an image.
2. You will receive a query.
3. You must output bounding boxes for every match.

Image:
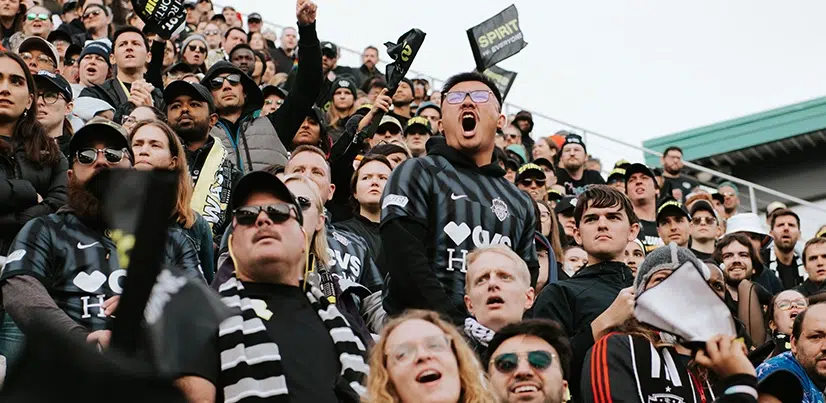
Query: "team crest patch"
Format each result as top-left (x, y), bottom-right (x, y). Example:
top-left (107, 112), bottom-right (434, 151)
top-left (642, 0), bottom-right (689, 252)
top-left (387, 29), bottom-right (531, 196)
top-left (331, 231), bottom-right (350, 246)
top-left (491, 198), bottom-right (509, 222)
top-left (647, 393), bottom-right (684, 403)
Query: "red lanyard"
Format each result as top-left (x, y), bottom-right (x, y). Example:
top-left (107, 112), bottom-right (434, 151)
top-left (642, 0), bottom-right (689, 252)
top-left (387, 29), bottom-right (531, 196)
top-left (689, 372), bottom-right (706, 403)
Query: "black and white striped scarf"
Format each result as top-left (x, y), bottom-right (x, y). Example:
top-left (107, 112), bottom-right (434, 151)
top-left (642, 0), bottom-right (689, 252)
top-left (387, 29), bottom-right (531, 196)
top-left (217, 273), bottom-right (369, 403)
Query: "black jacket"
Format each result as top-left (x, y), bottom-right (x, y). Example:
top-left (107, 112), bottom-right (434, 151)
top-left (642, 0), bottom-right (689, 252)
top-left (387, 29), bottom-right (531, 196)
top-left (532, 261), bottom-right (633, 395)
top-left (79, 78), bottom-right (165, 111)
top-left (0, 139), bottom-right (68, 254)
top-left (357, 64), bottom-right (384, 90)
top-left (796, 279), bottom-right (826, 297)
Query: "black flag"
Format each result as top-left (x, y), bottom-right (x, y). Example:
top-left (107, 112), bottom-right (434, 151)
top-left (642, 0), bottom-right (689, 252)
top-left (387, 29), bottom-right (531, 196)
top-left (91, 169), bottom-right (178, 356)
top-left (467, 5), bottom-right (528, 71)
top-left (384, 28), bottom-right (427, 95)
top-left (131, 0), bottom-right (187, 40)
top-left (480, 65), bottom-right (518, 101)
top-left (365, 28), bottom-right (426, 137)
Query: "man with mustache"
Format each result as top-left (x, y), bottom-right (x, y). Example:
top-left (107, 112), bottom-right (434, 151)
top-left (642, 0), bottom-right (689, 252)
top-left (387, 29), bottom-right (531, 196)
top-left (765, 209), bottom-right (805, 290)
top-left (758, 302), bottom-right (826, 402)
top-left (0, 118), bottom-right (203, 365)
top-left (165, 80), bottom-right (239, 244)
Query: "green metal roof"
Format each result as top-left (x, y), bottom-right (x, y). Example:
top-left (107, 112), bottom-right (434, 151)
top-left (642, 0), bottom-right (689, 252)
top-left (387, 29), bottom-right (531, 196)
top-left (643, 96), bottom-right (826, 166)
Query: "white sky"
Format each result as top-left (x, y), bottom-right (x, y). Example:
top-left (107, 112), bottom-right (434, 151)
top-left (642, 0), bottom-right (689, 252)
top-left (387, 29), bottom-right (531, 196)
top-left (226, 0), bottom-right (826, 166)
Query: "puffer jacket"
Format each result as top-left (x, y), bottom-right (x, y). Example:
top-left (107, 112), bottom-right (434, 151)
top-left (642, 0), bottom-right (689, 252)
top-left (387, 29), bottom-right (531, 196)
top-left (79, 78), bottom-right (165, 112)
top-left (0, 138), bottom-right (68, 254)
top-left (205, 22), bottom-right (321, 173)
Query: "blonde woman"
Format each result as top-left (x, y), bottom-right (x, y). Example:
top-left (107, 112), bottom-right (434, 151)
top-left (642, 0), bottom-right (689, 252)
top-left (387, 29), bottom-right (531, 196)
top-left (366, 310), bottom-right (495, 403)
top-left (280, 173), bottom-right (329, 270)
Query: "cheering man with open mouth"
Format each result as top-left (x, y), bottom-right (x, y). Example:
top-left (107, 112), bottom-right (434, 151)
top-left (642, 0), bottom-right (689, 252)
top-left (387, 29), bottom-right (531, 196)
top-left (380, 71), bottom-right (538, 325)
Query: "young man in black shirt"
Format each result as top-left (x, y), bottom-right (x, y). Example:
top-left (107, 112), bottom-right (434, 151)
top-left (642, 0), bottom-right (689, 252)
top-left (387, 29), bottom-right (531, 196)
top-left (689, 199), bottom-right (720, 260)
top-left (624, 163), bottom-right (662, 252)
top-left (660, 146), bottom-right (698, 202)
top-left (556, 133), bottom-right (604, 196)
top-left (380, 71), bottom-right (538, 325)
top-left (765, 208), bottom-right (804, 290)
top-left (532, 185), bottom-right (639, 398)
top-left (655, 199), bottom-right (691, 248)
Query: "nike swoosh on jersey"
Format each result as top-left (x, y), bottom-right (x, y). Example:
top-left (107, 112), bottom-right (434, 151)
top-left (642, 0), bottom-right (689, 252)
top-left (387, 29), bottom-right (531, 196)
top-left (451, 193), bottom-right (468, 200)
top-left (77, 242), bottom-right (100, 250)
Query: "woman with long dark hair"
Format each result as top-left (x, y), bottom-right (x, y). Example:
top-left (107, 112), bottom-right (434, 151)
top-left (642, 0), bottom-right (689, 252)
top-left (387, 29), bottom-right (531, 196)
top-left (0, 50), bottom-right (68, 363)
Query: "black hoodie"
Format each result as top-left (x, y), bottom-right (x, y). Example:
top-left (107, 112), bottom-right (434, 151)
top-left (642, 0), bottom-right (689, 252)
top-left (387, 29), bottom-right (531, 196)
top-left (532, 260), bottom-right (634, 395)
top-left (379, 137), bottom-right (538, 325)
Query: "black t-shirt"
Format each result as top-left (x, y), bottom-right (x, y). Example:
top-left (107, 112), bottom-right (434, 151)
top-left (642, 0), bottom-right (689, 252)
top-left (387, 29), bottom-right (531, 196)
top-left (776, 260), bottom-right (802, 290)
top-left (189, 283), bottom-right (340, 403)
top-left (663, 175), bottom-right (698, 202)
top-left (637, 219), bottom-right (663, 253)
top-left (556, 169), bottom-right (605, 196)
top-left (690, 248), bottom-right (712, 261)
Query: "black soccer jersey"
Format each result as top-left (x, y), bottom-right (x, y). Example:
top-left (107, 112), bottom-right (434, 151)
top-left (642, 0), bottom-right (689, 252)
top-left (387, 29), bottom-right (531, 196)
top-left (1, 211), bottom-right (204, 332)
top-left (381, 146), bottom-right (537, 318)
top-left (325, 222), bottom-right (383, 293)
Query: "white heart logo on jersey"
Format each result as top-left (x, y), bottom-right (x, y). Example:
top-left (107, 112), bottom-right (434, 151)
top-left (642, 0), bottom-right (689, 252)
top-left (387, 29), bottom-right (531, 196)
top-left (444, 221), bottom-right (471, 245)
top-left (73, 271), bottom-right (107, 293)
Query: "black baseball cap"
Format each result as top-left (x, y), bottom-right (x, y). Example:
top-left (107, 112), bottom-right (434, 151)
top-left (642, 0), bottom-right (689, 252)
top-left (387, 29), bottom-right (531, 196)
top-left (34, 71), bottom-right (73, 102)
top-left (656, 199), bottom-right (691, 224)
top-left (555, 196), bottom-right (576, 215)
top-left (163, 80), bottom-right (215, 111)
top-left (262, 85), bottom-right (287, 99)
top-left (69, 117), bottom-right (132, 162)
top-left (62, 0), bottom-right (78, 14)
top-left (503, 158), bottom-right (519, 172)
top-left (689, 199), bottom-right (718, 221)
top-left (320, 41), bottom-right (338, 58)
top-left (547, 189), bottom-right (563, 202)
top-left (47, 30), bottom-right (73, 45)
top-left (515, 163), bottom-right (545, 182)
top-left (404, 116), bottom-right (433, 136)
top-left (624, 163), bottom-right (657, 186)
top-left (247, 12), bottom-right (262, 22)
top-left (229, 171), bottom-right (303, 226)
top-left (183, 1), bottom-right (196, 9)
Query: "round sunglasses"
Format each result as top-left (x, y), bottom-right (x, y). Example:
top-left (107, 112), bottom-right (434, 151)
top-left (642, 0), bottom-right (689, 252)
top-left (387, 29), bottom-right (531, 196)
top-left (76, 148), bottom-right (127, 165)
top-left (493, 350), bottom-right (555, 374)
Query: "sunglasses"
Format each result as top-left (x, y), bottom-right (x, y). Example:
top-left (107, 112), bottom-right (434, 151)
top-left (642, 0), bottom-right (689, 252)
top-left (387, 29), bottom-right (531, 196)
top-left (296, 196), bottom-right (311, 211)
top-left (187, 44), bottom-right (207, 53)
top-left (493, 350), bottom-right (555, 374)
top-left (209, 73), bottom-right (241, 89)
top-left (264, 99), bottom-right (284, 106)
top-left (505, 134), bottom-right (519, 140)
top-left (691, 216), bottom-right (717, 225)
top-left (234, 203), bottom-right (298, 226)
top-left (26, 13), bottom-right (50, 21)
top-left (76, 148), bottom-right (127, 165)
top-left (519, 178), bottom-right (546, 187)
top-left (776, 300), bottom-right (807, 311)
top-left (83, 9), bottom-right (101, 19)
top-left (444, 90), bottom-right (493, 105)
top-left (64, 57), bottom-right (78, 67)
top-left (378, 126), bottom-right (401, 136)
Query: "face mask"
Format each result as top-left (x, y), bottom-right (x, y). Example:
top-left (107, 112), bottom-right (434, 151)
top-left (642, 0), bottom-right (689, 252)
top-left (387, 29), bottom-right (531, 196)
top-left (634, 260), bottom-right (736, 349)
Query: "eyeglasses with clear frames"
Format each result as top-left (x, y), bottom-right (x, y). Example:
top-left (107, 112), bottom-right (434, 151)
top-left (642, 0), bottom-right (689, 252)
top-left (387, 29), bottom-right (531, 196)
top-left (385, 335), bottom-right (452, 365)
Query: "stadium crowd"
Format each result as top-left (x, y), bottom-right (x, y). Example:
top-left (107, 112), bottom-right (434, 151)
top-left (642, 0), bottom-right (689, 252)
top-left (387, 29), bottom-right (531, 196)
top-left (2, 0), bottom-right (826, 402)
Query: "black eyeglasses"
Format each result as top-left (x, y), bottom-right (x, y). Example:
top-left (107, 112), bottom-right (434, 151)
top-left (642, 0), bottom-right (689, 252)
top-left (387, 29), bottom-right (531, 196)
top-left (296, 196), bottom-right (312, 211)
top-left (234, 203), bottom-right (298, 226)
top-left (444, 90), bottom-right (493, 105)
top-left (493, 350), bottom-right (555, 374)
top-left (209, 73), bottom-right (241, 89)
top-left (520, 178), bottom-right (546, 187)
top-left (187, 44), bottom-right (206, 53)
top-left (36, 91), bottom-right (62, 105)
top-left (76, 148), bottom-right (127, 165)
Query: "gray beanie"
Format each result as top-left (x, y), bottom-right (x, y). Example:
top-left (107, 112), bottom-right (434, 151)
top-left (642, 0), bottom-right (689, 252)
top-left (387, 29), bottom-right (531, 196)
top-left (181, 34), bottom-right (207, 54)
top-left (633, 242), bottom-right (705, 296)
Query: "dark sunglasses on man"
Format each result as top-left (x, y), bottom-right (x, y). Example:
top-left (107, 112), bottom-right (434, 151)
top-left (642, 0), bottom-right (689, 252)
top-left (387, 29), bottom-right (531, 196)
top-left (378, 126), bottom-right (401, 136)
top-left (187, 44), bottom-right (206, 54)
top-left (76, 148), bottom-right (127, 165)
top-left (209, 73), bottom-right (241, 89)
top-left (83, 9), bottom-right (101, 19)
top-left (691, 216), bottom-right (716, 225)
top-left (492, 350), bottom-right (555, 374)
top-left (234, 203), bottom-right (300, 226)
top-left (519, 178), bottom-right (546, 187)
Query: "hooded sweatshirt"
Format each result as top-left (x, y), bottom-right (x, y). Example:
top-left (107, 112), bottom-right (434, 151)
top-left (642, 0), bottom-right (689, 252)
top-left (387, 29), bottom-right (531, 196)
top-left (379, 137), bottom-right (538, 325)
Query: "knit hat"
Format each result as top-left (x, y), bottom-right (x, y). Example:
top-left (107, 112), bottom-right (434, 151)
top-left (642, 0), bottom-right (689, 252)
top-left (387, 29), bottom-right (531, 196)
top-left (80, 41), bottom-right (112, 67)
top-left (329, 76), bottom-right (357, 99)
top-left (633, 242), bottom-right (704, 296)
top-left (561, 133), bottom-right (586, 154)
top-left (181, 34), bottom-right (207, 53)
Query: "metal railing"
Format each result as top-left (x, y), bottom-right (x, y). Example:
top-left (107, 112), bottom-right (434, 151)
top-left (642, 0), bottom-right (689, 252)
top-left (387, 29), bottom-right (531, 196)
top-left (226, 6), bottom-right (826, 234)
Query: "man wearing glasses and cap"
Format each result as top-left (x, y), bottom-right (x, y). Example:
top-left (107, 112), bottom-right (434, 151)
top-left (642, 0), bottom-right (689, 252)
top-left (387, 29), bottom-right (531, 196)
top-left (17, 36), bottom-right (60, 75)
top-left (516, 163), bottom-right (547, 203)
top-left (247, 12), bottom-right (263, 33)
top-left (0, 118), bottom-right (203, 366)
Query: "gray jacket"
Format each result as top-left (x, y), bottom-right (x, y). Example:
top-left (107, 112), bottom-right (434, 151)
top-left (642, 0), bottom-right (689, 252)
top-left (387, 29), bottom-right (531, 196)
top-left (210, 116), bottom-right (289, 172)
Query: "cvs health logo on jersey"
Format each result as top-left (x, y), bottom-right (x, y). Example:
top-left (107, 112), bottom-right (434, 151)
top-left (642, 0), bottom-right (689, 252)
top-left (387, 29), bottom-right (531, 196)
top-left (72, 269), bottom-right (126, 318)
top-left (443, 221), bottom-right (511, 272)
